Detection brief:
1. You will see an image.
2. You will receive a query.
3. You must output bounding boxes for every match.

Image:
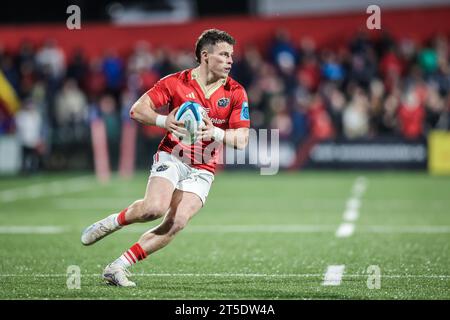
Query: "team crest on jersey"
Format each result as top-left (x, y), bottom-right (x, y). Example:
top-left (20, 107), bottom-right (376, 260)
top-left (217, 98), bottom-right (230, 108)
top-left (156, 164), bottom-right (169, 172)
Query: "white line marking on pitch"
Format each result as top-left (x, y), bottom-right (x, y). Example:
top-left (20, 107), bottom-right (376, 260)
top-left (0, 272), bottom-right (448, 279)
top-left (335, 176), bottom-right (368, 238)
top-left (343, 208), bottom-right (359, 221)
top-left (0, 226), bottom-right (66, 234)
top-left (365, 226), bottom-right (450, 233)
top-left (352, 176), bottom-right (367, 197)
top-left (0, 176), bottom-right (96, 203)
top-left (322, 265), bottom-right (346, 286)
top-left (335, 223), bottom-right (355, 238)
top-left (346, 198), bottom-right (361, 210)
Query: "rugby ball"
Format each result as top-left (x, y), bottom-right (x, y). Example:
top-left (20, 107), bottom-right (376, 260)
top-left (174, 101), bottom-right (206, 145)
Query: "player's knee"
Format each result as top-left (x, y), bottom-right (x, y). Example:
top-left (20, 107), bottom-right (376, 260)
top-left (167, 215), bottom-right (190, 235)
top-left (142, 202), bottom-right (168, 221)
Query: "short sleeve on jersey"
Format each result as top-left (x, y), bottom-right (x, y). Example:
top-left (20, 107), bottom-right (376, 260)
top-left (146, 76), bottom-right (173, 109)
top-left (229, 87), bottom-right (250, 129)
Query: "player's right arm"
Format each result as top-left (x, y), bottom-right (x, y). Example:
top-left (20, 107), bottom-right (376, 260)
top-left (130, 93), bottom-right (186, 136)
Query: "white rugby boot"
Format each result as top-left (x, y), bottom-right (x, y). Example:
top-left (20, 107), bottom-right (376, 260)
top-left (102, 263), bottom-right (136, 287)
top-left (81, 214), bottom-right (121, 246)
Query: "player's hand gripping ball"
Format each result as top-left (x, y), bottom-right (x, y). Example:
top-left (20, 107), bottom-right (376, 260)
top-left (174, 101), bottom-right (207, 145)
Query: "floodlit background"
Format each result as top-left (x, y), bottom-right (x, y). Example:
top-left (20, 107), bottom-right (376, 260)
top-left (0, 0), bottom-right (449, 299)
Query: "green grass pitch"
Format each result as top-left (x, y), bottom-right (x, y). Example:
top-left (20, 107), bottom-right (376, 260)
top-left (0, 171), bottom-right (449, 299)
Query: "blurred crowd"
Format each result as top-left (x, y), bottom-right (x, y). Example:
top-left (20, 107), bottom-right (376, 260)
top-left (0, 30), bottom-right (449, 171)
top-left (242, 30), bottom-right (450, 144)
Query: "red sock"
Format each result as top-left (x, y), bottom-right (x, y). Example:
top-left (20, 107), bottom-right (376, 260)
top-left (128, 243), bottom-right (148, 261)
top-left (117, 243), bottom-right (148, 267)
top-left (117, 208), bottom-right (129, 226)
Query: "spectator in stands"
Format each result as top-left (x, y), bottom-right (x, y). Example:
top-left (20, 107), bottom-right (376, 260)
top-left (270, 29), bottom-right (298, 72)
top-left (233, 45), bottom-right (263, 88)
top-left (255, 62), bottom-right (285, 96)
top-left (67, 48), bottom-right (89, 88)
top-left (126, 41), bottom-right (161, 95)
top-left (429, 35), bottom-right (450, 97)
top-left (14, 40), bottom-right (36, 97)
top-left (349, 47), bottom-right (377, 89)
top-left (349, 31), bottom-right (372, 56)
top-left (246, 85), bottom-right (265, 130)
top-left (398, 37), bottom-right (418, 70)
top-left (323, 83), bottom-right (346, 136)
top-left (424, 85), bottom-right (445, 130)
top-left (84, 58), bottom-right (107, 102)
top-left (321, 50), bottom-right (345, 83)
top-left (379, 46), bottom-right (403, 92)
top-left (270, 30), bottom-right (298, 94)
top-left (379, 91), bottom-right (400, 135)
top-left (18, 56), bottom-right (36, 98)
top-left (127, 41), bottom-right (155, 74)
top-left (298, 37), bottom-right (317, 62)
top-left (307, 93), bottom-right (334, 140)
top-left (29, 79), bottom-right (49, 140)
top-left (172, 49), bottom-right (196, 71)
top-left (418, 40), bottom-right (438, 76)
top-left (444, 95), bottom-right (450, 130)
top-left (297, 55), bottom-right (321, 93)
top-left (291, 97), bottom-right (309, 145)
top-left (397, 89), bottom-right (425, 139)
top-left (15, 40), bottom-right (35, 72)
top-left (102, 49), bottom-right (124, 98)
top-left (269, 95), bottom-right (293, 140)
top-left (153, 47), bottom-right (177, 76)
top-left (375, 31), bottom-right (396, 58)
top-left (342, 88), bottom-right (370, 139)
top-left (368, 79), bottom-right (385, 136)
top-left (15, 99), bottom-right (44, 173)
top-left (35, 39), bottom-right (65, 81)
top-left (54, 78), bottom-right (88, 132)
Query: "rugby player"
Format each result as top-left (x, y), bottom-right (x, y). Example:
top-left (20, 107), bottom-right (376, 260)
top-left (81, 29), bottom-right (250, 286)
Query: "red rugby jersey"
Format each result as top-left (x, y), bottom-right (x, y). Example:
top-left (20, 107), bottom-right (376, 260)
top-left (146, 68), bottom-right (250, 174)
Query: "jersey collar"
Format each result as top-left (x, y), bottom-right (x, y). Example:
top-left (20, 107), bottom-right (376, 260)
top-left (191, 67), bottom-right (228, 99)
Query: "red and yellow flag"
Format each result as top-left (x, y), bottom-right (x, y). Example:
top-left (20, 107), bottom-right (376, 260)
top-left (0, 70), bottom-right (20, 116)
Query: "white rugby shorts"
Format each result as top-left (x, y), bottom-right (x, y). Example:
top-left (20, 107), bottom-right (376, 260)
top-left (150, 151), bottom-right (214, 205)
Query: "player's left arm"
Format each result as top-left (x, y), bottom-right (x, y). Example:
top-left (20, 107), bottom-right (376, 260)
top-left (223, 126), bottom-right (249, 150)
top-left (201, 117), bottom-right (249, 150)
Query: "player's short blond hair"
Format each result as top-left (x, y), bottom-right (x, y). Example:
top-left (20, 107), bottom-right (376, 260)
top-left (195, 29), bottom-right (235, 63)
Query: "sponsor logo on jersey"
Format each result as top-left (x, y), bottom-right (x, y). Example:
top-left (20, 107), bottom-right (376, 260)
top-left (217, 98), bottom-right (230, 108)
top-left (210, 118), bottom-right (227, 125)
top-left (156, 164), bottom-right (169, 172)
top-left (240, 102), bottom-right (250, 120)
